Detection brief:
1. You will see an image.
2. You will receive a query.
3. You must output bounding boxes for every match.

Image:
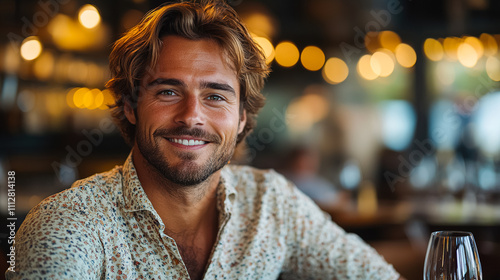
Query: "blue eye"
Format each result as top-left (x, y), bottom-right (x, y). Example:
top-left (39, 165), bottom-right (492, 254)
top-left (207, 95), bottom-right (224, 101)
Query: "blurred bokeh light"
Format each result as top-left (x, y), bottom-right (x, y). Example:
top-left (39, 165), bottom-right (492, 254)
top-left (322, 57), bottom-right (349, 84)
top-left (79, 4), bottom-right (101, 29)
top-left (395, 43), bottom-right (417, 68)
top-left (424, 38), bottom-right (444, 61)
top-left (252, 36), bottom-right (275, 64)
top-left (275, 41), bottom-right (299, 67)
top-left (20, 37), bottom-right (42, 61)
top-left (300, 46), bottom-right (325, 71)
top-left (357, 54), bottom-right (379, 80)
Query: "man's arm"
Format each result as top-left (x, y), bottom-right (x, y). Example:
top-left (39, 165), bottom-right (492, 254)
top-left (279, 179), bottom-right (403, 280)
top-left (5, 202), bottom-right (103, 279)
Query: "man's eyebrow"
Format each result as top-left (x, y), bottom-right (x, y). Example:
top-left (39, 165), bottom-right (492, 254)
top-left (146, 78), bottom-right (186, 88)
top-left (146, 79), bottom-right (235, 95)
top-left (201, 81), bottom-right (236, 95)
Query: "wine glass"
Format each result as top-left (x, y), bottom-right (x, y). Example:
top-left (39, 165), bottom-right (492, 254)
top-left (424, 231), bottom-right (482, 280)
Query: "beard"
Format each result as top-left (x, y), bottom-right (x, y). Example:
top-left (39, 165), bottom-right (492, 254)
top-left (135, 126), bottom-right (236, 187)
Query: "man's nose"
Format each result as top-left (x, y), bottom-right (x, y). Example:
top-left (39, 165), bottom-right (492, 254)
top-left (173, 95), bottom-right (205, 127)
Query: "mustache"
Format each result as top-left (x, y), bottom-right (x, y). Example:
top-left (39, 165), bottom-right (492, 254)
top-left (153, 127), bottom-right (221, 144)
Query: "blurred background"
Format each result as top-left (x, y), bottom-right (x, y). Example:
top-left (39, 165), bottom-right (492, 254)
top-left (1, 0), bottom-right (500, 278)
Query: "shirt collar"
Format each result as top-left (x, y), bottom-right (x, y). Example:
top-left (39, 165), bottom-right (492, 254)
top-left (217, 166), bottom-right (237, 214)
top-left (121, 153), bottom-right (157, 213)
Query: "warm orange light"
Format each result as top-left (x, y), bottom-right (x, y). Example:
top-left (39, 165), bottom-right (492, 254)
top-left (100, 89), bottom-right (115, 110)
top-left (20, 36), bottom-right (42, 61)
top-left (464, 36), bottom-right (484, 59)
top-left (78, 4), bottom-right (101, 29)
top-left (457, 42), bottom-right (478, 68)
top-left (83, 89), bottom-right (103, 110)
top-left (275, 41), bottom-right (299, 67)
top-left (443, 37), bottom-right (460, 60)
top-left (73, 87), bottom-right (89, 109)
top-left (479, 33), bottom-right (498, 56)
top-left (322, 57), bottom-right (349, 84)
top-left (33, 51), bottom-right (55, 80)
top-left (300, 46), bottom-right (325, 71)
top-left (48, 13), bottom-right (108, 51)
top-left (379, 31), bottom-right (401, 52)
top-left (369, 54), bottom-right (381, 76)
top-left (371, 50), bottom-right (395, 77)
top-left (395, 43), bottom-right (417, 68)
top-left (66, 88), bottom-right (79, 108)
top-left (357, 54), bottom-right (379, 80)
top-left (424, 38), bottom-right (444, 61)
top-left (83, 89), bottom-right (95, 109)
top-left (253, 36), bottom-right (275, 64)
top-left (244, 12), bottom-right (276, 39)
top-left (93, 89), bottom-right (104, 109)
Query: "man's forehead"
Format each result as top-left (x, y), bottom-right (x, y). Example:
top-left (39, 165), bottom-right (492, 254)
top-left (141, 36), bottom-right (239, 86)
top-left (156, 35), bottom-right (237, 73)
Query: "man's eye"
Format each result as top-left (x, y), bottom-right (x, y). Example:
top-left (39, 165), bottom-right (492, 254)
top-left (159, 90), bottom-right (176, 96)
top-left (207, 95), bottom-right (224, 101)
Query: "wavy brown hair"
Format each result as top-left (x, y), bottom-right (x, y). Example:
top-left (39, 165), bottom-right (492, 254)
top-left (106, 0), bottom-right (269, 146)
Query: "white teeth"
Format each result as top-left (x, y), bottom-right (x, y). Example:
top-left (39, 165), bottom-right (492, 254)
top-left (169, 138), bottom-right (206, 146)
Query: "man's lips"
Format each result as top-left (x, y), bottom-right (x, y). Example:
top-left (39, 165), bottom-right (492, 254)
top-left (154, 127), bottom-right (221, 147)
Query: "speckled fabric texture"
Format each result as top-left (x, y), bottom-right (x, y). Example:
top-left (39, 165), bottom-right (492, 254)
top-left (6, 154), bottom-right (400, 279)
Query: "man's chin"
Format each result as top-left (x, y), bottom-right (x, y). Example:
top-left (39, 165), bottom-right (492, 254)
top-left (137, 138), bottom-right (233, 187)
top-left (173, 150), bottom-right (199, 161)
top-left (156, 161), bottom-right (212, 187)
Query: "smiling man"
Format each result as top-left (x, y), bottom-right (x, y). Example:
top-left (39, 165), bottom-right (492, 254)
top-left (7, 1), bottom-right (403, 280)
top-left (125, 35), bottom-right (246, 277)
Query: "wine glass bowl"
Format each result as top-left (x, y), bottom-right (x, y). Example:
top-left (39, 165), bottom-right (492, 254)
top-left (424, 231), bottom-right (482, 280)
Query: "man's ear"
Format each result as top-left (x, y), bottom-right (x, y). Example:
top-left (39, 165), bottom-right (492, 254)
top-left (124, 101), bottom-right (137, 125)
top-left (238, 109), bottom-right (247, 134)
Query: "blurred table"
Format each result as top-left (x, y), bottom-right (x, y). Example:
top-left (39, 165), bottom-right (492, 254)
top-left (320, 197), bottom-right (500, 280)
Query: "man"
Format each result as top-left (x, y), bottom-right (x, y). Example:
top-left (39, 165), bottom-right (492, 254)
top-left (7, 1), bottom-right (403, 279)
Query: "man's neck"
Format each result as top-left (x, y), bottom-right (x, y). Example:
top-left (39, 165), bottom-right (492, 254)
top-left (131, 148), bottom-right (221, 234)
top-left (131, 147), bottom-right (221, 280)
top-left (132, 149), bottom-right (220, 279)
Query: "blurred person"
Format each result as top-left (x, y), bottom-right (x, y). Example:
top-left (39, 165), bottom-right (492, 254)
top-left (6, 1), bottom-right (403, 279)
top-left (282, 146), bottom-right (350, 211)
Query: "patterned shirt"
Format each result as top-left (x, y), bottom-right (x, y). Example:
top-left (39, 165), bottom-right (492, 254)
top-left (6, 154), bottom-right (400, 279)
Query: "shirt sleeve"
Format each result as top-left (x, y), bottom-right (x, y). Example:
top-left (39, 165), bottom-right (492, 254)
top-left (279, 178), bottom-right (401, 280)
top-left (5, 198), bottom-right (104, 280)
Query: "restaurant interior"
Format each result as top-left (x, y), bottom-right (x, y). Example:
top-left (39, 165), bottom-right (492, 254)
top-left (1, 0), bottom-right (500, 278)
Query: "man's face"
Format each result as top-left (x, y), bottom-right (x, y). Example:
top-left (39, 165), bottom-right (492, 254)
top-left (125, 35), bottom-right (246, 186)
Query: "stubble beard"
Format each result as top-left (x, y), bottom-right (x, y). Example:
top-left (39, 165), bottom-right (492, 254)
top-left (136, 126), bottom-right (236, 187)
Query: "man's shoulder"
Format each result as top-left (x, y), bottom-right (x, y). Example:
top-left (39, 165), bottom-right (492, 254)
top-left (34, 165), bottom-right (125, 214)
top-left (223, 164), bottom-right (293, 195)
top-left (15, 166), bottom-right (126, 249)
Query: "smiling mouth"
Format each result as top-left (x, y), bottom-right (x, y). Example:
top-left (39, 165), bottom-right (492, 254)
top-left (167, 138), bottom-right (208, 146)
